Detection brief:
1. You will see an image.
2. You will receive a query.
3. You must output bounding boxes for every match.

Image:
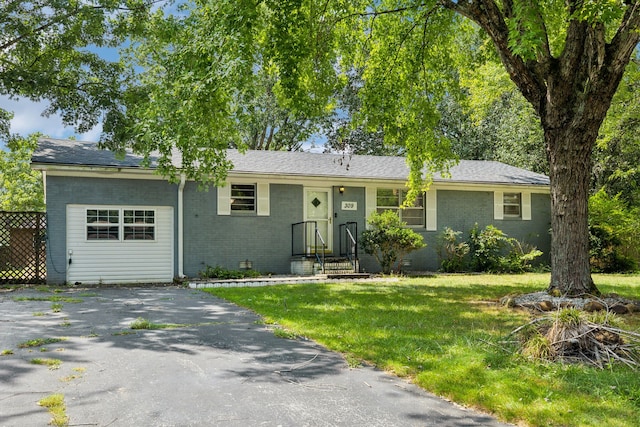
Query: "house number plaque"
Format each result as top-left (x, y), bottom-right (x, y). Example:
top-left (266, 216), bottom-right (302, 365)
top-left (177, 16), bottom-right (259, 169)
top-left (341, 201), bottom-right (357, 211)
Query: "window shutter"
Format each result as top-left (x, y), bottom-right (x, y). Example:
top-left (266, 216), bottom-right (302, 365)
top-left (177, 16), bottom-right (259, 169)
top-left (217, 184), bottom-right (231, 216)
top-left (522, 191), bottom-right (531, 220)
top-left (365, 187), bottom-right (376, 228)
top-left (494, 191), bottom-right (504, 220)
top-left (257, 183), bottom-right (270, 216)
top-left (425, 189), bottom-right (437, 231)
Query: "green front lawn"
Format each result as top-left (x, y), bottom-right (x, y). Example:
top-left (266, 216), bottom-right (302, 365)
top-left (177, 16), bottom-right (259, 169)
top-left (204, 273), bottom-right (640, 427)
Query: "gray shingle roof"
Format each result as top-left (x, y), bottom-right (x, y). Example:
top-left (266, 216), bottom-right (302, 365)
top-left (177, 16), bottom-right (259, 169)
top-left (32, 137), bottom-right (549, 186)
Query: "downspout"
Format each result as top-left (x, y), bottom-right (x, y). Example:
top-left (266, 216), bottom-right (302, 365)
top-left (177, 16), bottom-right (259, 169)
top-left (178, 174), bottom-right (186, 278)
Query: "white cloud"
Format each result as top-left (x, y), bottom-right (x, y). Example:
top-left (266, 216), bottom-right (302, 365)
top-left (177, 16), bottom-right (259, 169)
top-left (1, 95), bottom-right (102, 150)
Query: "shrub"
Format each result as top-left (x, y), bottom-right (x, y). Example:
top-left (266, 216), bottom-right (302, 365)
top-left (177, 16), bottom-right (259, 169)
top-left (436, 227), bottom-right (469, 272)
top-left (199, 265), bottom-right (261, 280)
top-left (465, 223), bottom-right (542, 273)
top-left (468, 224), bottom-right (511, 272)
top-left (588, 189), bottom-right (638, 272)
top-left (360, 210), bottom-right (426, 274)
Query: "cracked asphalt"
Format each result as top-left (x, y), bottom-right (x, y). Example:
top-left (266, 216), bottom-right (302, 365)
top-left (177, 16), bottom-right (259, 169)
top-left (0, 286), bottom-right (511, 426)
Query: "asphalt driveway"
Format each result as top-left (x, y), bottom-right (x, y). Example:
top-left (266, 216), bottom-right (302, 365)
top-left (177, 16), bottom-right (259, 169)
top-left (0, 286), bottom-right (511, 426)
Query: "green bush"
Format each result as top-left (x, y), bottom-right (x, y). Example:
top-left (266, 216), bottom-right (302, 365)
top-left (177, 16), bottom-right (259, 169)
top-left (439, 224), bottom-right (542, 273)
top-left (468, 224), bottom-right (511, 272)
top-left (436, 227), bottom-right (469, 272)
top-left (199, 265), bottom-right (261, 280)
top-left (360, 210), bottom-right (426, 274)
top-left (588, 189), bottom-right (638, 272)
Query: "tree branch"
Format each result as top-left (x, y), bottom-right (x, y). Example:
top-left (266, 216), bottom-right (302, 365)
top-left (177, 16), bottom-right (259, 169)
top-left (441, 0), bottom-right (547, 114)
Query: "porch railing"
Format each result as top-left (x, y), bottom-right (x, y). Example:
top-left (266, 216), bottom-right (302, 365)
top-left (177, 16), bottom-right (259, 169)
top-left (291, 221), bottom-right (326, 272)
top-left (339, 221), bottom-right (358, 272)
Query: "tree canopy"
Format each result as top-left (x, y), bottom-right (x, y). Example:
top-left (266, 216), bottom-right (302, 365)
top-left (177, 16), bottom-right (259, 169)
top-left (114, 0), bottom-right (640, 296)
top-left (0, 134), bottom-right (45, 212)
top-left (0, 1), bottom-right (155, 143)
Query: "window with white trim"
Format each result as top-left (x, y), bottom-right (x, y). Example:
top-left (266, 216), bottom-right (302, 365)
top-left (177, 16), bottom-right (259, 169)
top-left (503, 193), bottom-right (522, 218)
top-left (123, 210), bottom-right (155, 240)
top-left (86, 209), bottom-right (119, 240)
top-left (376, 188), bottom-right (424, 227)
top-left (231, 184), bottom-right (256, 212)
top-left (86, 208), bottom-right (156, 241)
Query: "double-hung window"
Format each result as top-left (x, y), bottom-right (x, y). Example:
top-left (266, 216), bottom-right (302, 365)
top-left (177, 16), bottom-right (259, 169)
top-left (503, 193), bottom-right (522, 218)
top-left (376, 188), bottom-right (425, 227)
top-left (495, 191), bottom-right (531, 220)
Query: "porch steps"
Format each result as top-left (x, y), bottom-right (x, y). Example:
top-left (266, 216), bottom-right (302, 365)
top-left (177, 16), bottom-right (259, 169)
top-left (290, 256), bottom-right (361, 276)
top-left (325, 272), bottom-right (371, 279)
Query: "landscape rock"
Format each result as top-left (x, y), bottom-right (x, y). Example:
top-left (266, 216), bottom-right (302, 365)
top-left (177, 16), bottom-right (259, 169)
top-left (508, 291), bottom-right (639, 315)
top-left (584, 300), bottom-right (605, 312)
top-left (610, 304), bottom-right (629, 315)
top-left (538, 300), bottom-right (555, 311)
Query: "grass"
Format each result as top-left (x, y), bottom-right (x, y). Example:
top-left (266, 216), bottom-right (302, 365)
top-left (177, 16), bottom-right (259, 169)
top-left (30, 358), bottom-right (62, 370)
top-left (129, 317), bottom-right (190, 330)
top-left (38, 393), bottom-right (69, 427)
top-left (18, 337), bottom-right (66, 348)
top-left (128, 317), bottom-right (220, 330)
top-left (204, 273), bottom-right (640, 427)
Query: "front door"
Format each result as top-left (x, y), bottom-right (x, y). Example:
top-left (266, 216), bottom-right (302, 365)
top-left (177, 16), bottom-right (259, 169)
top-left (304, 188), bottom-right (333, 254)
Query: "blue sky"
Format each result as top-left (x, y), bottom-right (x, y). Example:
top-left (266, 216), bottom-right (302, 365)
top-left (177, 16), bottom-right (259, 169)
top-left (0, 95), bottom-right (101, 150)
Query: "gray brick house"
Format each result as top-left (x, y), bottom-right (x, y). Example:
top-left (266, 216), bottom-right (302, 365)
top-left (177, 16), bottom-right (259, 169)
top-left (32, 138), bottom-right (551, 284)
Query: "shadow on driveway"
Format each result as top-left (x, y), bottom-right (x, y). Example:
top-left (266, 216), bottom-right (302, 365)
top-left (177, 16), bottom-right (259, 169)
top-left (0, 287), bottom-right (511, 426)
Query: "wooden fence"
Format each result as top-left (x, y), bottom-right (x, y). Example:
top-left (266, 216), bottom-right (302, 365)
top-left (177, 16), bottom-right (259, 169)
top-left (0, 212), bottom-right (47, 284)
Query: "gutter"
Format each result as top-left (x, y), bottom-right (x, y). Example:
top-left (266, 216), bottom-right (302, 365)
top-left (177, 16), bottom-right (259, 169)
top-left (178, 174), bottom-right (186, 278)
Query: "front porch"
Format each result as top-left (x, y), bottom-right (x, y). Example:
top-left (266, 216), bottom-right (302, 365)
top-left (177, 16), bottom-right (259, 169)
top-left (290, 221), bottom-right (365, 277)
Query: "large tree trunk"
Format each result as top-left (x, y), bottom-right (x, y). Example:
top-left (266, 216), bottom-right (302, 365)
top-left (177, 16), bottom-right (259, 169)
top-left (544, 123), bottom-right (598, 297)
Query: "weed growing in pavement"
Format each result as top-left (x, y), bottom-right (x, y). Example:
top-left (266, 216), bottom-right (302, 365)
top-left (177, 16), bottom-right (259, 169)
top-left (18, 337), bottom-right (66, 348)
top-left (38, 393), bottom-right (69, 426)
top-left (30, 358), bottom-right (62, 370)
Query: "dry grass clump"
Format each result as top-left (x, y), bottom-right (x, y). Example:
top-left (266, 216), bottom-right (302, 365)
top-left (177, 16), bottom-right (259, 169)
top-left (514, 308), bottom-right (640, 369)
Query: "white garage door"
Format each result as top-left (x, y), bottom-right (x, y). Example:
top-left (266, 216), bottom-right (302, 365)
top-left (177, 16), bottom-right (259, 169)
top-left (66, 205), bottom-right (174, 284)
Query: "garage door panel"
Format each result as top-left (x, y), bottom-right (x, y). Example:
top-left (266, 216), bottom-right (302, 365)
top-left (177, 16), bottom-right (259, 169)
top-left (66, 205), bottom-right (174, 284)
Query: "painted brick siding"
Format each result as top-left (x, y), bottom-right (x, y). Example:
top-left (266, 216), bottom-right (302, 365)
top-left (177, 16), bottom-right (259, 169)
top-left (379, 190), bottom-right (551, 272)
top-left (182, 183), bottom-right (304, 277)
top-left (44, 176), bottom-right (179, 284)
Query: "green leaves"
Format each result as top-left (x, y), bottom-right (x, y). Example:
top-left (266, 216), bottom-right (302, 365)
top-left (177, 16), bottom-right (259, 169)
top-left (0, 1), bottom-right (154, 137)
top-left (0, 134), bottom-right (45, 212)
top-left (506, 1), bottom-right (547, 61)
top-left (360, 210), bottom-right (426, 274)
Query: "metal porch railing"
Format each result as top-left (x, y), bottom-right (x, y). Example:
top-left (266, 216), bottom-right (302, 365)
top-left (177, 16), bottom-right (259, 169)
top-left (339, 221), bottom-right (358, 273)
top-left (291, 221), bottom-right (326, 273)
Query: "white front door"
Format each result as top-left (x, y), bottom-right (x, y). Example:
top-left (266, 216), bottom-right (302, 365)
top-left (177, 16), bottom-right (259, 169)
top-left (304, 188), bottom-right (333, 253)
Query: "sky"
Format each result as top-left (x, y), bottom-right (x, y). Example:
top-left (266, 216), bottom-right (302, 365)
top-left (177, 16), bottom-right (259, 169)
top-left (0, 95), bottom-right (102, 151)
